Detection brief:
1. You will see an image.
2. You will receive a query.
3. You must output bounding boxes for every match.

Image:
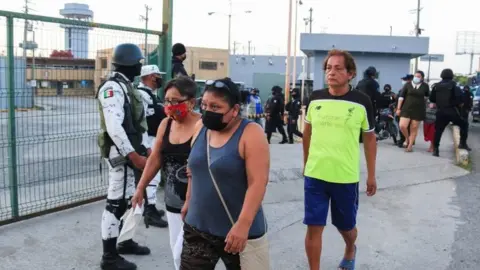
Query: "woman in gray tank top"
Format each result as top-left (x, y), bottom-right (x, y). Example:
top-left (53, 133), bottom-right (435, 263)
top-left (180, 78), bottom-right (270, 269)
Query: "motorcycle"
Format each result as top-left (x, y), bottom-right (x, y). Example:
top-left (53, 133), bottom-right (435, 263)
top-left (375, 107), bottom-right (398, 144)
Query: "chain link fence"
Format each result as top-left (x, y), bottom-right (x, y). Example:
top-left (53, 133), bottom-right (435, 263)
top-left (0, 11), bottom-right (167, 224)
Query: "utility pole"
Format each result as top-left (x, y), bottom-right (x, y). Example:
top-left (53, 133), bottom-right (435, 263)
top-left (248, 41), bottom-right (251, 55)
top-left (140, 5), bottom-right (152, 64)
top-left (285, 0), bottom-right (294, 102)
top-left (228, 0), bottom-right (232, 54)
top-left (22, 0), bottom-right (30, 60)
top-left (292, 0), bottom-right (302, 89)
top-left (308, 8), bottom-right (313, 33)
top-left (414, 0), bottom-right (421, 71)
top-left (305, 7), bottom-right (313, 80)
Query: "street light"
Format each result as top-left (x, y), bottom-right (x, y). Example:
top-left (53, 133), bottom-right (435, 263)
top-left (207, 9), bottom-right (252, 54)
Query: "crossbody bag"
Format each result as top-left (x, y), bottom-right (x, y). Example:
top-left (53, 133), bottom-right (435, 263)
top-left (206, 130), bottom-right (270, 270)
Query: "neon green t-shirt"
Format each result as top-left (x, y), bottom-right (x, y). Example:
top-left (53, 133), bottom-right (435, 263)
top-left (304, 88), bottom-right (375, 184)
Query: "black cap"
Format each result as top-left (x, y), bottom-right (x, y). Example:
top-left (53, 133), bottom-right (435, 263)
top-left (172, 43), bottom-right (187, 56)
top-left (271, 86), bottom-right (282, 93)
top-left (112, 43), bottom-right (144, 66)
top-left (365, 66), bottom-right (377, 77)
top-left (290, 88), bottom-right (300, 95)
top-left (401, 74), bottom-right (414, 80)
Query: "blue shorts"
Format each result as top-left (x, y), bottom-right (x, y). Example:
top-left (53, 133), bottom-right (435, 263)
top-left (303, 176), bottom-right (359, 231)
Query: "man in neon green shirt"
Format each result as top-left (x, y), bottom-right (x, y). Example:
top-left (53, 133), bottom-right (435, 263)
top-left (303, 49), bottom-right (377, 270)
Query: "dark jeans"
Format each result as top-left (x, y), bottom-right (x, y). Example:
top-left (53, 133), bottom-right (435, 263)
top-left (265, 117), bottom-right (287, 143)
top-left (434, 107), bottom-right (468, 148)
top-left (460, 108), bottom-right (470, 131)
top-left (287, 117), bottom-right (303, 142)
top-left (180, 223), bottom-right (240, 270)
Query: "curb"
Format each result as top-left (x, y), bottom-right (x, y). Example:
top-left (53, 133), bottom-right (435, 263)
top-left (451, 125), bottom-right (469, 166)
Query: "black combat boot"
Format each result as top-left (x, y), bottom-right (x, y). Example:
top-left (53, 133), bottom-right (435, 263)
top-left (458, 142), bottom-right (472, 151)
top-left (433, 148), bottom-right (439, 157)
top-left (144, 204), bottom-right (168, 228)
top-left (117, 239), bottom-right (151, 255)
top-left (101, 238), bottom-right (137, 270)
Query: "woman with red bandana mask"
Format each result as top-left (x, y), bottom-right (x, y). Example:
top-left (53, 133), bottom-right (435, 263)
top-left (132, 76), bottom-right (200, 270)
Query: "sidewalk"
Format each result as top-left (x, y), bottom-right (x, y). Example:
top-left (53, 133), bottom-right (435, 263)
top-left (0, 130), bottom-right (469, 270)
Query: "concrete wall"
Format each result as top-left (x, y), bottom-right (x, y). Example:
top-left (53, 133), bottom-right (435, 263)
top-left (313, 52), bottom-right (411, 92)
top-left (0, 57), bottom-right (34, 109)
top-left (183, 47), bottom-right (229, 80)
top-left (301, 33), bottom-right (429, 56)
top-left (229, 55), bottom-right (312, 87)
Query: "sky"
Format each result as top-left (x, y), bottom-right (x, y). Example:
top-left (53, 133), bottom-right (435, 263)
top-left (1, 0), bottom-right (480, 79)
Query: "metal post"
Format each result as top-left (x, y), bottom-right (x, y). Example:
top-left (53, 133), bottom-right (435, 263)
top-left (227, 0), bottom-right (232, 55)
top-left (306, 7), bottom-right (313, 80)
top-left (6, 15), bottom-right (19, 218)
top-left (161, 0), bottom-right (173, 81)
top-left (141, 5), bottom-right (152, 64)
top-left (22, 0), bottom-right (28, 61)
top-left (308, 8), bottom-right (312, 33)
top-left (470, 52), bottom-right (474, 74)
top-left (427, 56), bottom-right (431, 83)
top-left (292, 0), bottom-right (299, 89)
top-left (32, 30), bottom-right (35, 85)
top-left (414, 0), bottom-right (421, 71)
top-left (285, 0), bottom-right (293, 102)
top-left (228, 15), bottom-right (232, 55)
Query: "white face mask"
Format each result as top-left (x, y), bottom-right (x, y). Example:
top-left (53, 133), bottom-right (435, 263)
top-left (413, 77), bottom-right (421, 85)
top-left (401, 81), bottom-right (407, 85)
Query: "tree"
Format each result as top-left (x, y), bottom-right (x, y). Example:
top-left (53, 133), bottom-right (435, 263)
top-left (454, 74), bottom-right (468, 86)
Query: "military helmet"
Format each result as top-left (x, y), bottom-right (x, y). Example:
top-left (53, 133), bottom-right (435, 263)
top-left (112, 43), bottom-right (144, 66)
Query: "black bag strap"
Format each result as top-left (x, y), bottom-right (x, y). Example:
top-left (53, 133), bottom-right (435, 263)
top-left (137, 87), bottom-right (160, 105)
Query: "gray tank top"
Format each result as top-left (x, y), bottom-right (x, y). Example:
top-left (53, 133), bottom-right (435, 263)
top-left (186, 119), bottom-right (267, 238)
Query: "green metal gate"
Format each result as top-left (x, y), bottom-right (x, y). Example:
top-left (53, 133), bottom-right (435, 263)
top-left (0, 6), bottom-right (172, 225)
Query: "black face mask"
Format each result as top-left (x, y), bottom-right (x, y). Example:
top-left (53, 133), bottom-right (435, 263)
top-left (384, 88), bottom-right (391, 92)
top-left (155, 77), bottom-right (163, 89)
top-left (116, 64), bottom-right (142, 82)
top-left (202, 110), bottom-right (229, 131)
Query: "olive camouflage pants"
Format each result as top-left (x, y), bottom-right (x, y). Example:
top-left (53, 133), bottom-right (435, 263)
top-left (180, 223), bottom-right (241, 270)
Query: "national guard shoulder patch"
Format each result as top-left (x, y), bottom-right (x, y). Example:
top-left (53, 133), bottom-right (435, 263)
top-left (104, 88), bottom-right (114, 99)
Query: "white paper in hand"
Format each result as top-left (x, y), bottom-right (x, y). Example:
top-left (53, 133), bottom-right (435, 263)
top-left (117, 206), bottom-right (143, 243)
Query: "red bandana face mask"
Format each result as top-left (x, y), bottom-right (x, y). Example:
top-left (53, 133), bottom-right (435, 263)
top-left (164, 102), bottom-right (189, 120)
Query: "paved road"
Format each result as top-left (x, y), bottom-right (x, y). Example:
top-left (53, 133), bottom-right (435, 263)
top-left (446, 120), bottom-right (480, 270)
top-left (0, 130), bottom-right (473, 270)
top-left (0, 97), bottom-right (107, 221)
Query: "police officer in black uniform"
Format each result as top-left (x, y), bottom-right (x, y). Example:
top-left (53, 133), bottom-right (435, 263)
top-left (461, 85), bottom-right (474, 132)
top-left (378, 84), bottom-right (397, 109)
top-left (171, 43), bottom-right (188, 78)
top-left (286, 88), bottom-right (303, 143)
top-left (429, 68), bottom-right (471, 157)
top-left (265, 86), bottom-right (288, 144)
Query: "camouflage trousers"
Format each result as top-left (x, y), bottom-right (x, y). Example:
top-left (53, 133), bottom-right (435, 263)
top-left (180, 223), bottom-right (241, 270)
